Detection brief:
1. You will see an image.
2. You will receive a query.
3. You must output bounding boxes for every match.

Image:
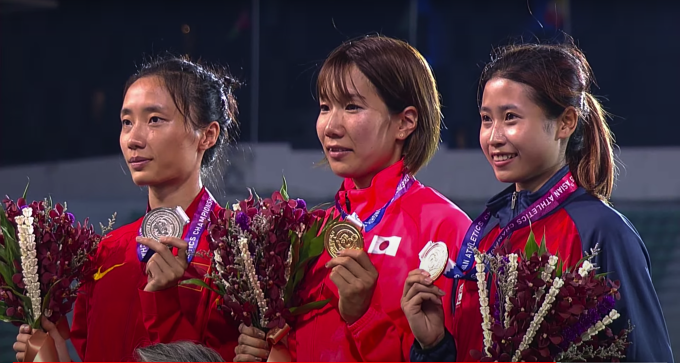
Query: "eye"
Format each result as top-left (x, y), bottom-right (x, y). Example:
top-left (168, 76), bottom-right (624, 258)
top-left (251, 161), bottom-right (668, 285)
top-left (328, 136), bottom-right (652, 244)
top-left (345, 103), bottom-right (360, 111)
top-left (149, 116), bottom-right (162, 124)
top-left (505, 113), bottom-right (518, 121)
top-left (319, 104), bottom-right (330, 112)
top-left (121, 119), bottom-right (132, 127)
top-left (481, 114), bottom-right (492, 123)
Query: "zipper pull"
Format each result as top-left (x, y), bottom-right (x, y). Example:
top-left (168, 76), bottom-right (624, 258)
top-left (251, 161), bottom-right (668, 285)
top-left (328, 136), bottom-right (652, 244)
top-left (511, 192), bottom-right (517, 210)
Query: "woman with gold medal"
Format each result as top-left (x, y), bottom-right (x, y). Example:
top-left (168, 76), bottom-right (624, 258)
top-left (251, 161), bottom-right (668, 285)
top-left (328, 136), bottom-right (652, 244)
top-left (234, 35), bottom-right (472, 362)
top-left (13, 56), bottom-right (241, 362)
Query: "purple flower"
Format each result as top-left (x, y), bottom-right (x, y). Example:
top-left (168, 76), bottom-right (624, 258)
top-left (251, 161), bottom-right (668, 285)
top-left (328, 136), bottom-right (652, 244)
top-left (66, 212), bottom-right (75, 225)
top-left (296, 199), bottom-right (307, 210)
top-left (235, 212), bottom-right (249, 231)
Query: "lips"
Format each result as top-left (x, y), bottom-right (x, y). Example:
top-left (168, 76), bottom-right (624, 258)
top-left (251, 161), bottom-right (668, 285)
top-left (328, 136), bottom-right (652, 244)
top-left (128, 156), bottom-right (152, 171)
top-left (492, 153), bottom-right (517, 162)
top-left (326, 146), bottom-right (353, 160)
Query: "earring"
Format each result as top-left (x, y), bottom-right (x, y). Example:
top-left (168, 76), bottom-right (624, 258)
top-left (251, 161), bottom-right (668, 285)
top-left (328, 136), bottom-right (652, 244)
top-left (399, 133), bottom-right (404, 138)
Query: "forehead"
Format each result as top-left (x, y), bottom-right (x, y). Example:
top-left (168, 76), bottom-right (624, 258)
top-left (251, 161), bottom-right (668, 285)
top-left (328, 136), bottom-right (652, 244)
top-left (123, 76), bottom-right (174, 110)
top-left (318, 63), bottom-right (374, 104)
top-left (482, 78), bottom-right (534, 106)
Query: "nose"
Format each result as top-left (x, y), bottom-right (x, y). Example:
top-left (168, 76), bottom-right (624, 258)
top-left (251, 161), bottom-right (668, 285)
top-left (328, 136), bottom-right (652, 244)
top-left (323, 109), bottom-right (344, 139)
top-left (125, 121), bottom-right (146, 150)
top-left (487, 120), bottom-right (506, 147)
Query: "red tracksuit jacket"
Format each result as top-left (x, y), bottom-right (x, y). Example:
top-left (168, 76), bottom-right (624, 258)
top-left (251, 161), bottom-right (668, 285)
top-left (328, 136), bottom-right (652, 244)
top-left (70, 188), bottom-right (238, 362)
top-left (291, 160), bottom-right (472, 361)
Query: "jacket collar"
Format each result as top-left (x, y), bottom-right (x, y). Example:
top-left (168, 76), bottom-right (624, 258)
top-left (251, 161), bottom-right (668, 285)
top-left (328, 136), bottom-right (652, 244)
top-left (335, 160), bottom-right (407, 220)
top-left (486, 165), bottom-right (571, 228)
top-left (145, 186), bottom-right (211, 216)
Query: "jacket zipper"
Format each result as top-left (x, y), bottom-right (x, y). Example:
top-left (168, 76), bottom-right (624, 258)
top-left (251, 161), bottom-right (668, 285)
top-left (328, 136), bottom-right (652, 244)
top-left (511, 191), bottom-right (518, 210)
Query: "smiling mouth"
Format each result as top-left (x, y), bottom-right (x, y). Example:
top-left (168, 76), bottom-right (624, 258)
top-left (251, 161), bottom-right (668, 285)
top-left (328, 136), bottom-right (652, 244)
top-left (327, 147), bottom-right (353, 153)
top-left (492, 153), bottom-right (517, 162)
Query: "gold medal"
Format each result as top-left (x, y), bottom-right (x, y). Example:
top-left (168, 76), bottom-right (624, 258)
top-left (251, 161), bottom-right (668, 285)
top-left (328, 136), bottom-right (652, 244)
top-left (141, 206), bottom-right (190, 241)
top-left (419, 241), bottom-right (448, 280)
top-left (324, 221), bottom-right (364, 258)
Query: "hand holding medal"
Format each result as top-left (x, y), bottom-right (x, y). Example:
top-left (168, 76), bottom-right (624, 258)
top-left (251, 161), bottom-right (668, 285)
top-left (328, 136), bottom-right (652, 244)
top-left (401, 241), bottom-right (449, 349)
top-left (137, 206), bottom-right (192, 292)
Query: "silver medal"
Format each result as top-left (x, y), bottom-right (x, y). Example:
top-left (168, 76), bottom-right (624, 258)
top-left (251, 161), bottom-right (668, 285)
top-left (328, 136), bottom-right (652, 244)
top-left (141, 206), bottom-right (190, 241)
top-left (419, 241), bottom-right (449, 281)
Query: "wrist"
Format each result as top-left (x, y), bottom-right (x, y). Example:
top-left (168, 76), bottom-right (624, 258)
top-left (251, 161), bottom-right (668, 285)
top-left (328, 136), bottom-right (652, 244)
top-left (419, 329), bottom-right (446, 350)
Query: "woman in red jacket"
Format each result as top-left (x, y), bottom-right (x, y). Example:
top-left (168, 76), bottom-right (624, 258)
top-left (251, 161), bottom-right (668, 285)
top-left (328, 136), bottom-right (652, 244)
top-left (404, 41), bottom-right (674, 363)
top-left (234, 35), bottom-right (471, 362)
top-left (13, 56), bottom-right (241, 362)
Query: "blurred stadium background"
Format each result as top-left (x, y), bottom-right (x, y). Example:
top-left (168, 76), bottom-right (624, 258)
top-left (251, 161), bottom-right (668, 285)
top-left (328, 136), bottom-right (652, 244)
top-left (1, 0), bottom-right (678, 360)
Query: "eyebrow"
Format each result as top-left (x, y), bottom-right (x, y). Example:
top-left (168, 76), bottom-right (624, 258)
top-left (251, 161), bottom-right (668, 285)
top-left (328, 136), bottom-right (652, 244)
top-left (479, 104), bottom-right (519, 113)
top-left (120, 105), bottom-right (166, 117)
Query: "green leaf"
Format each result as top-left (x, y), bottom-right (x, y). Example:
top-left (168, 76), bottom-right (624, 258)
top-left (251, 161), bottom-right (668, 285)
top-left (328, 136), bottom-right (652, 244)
top-left (524, 229), bottom-right (539, 257)
top-left (289, 299), bottom-right (331, 316)
top-left (280, 175), bottom-right (289, 201)
top-left (0, 261), bottom-right (17, 292)
top-left (22, 178), bottom-right (30, 200)
top-left (0, 209), bottom-right (19, 262)
top-left (179, 278), bottom-right (224, 296)
top-left (555, 251), bottom-right (564, 278)
top-left (595, 272), bottom-right (611, 279)
top-left (538, 229), bottom-right (548, 257)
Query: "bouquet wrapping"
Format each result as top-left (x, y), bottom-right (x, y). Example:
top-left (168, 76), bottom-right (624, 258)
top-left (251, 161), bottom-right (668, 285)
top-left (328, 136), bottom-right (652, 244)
top-left (183, 179), bottom-right (337, 361)
top-left (0, 189), bottom-right (114, 361)
top-left (471, 231), bottom-right (633, 362)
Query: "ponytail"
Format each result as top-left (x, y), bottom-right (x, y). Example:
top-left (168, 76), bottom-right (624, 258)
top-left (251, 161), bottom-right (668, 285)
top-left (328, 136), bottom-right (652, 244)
top-left (567, 93), bottom-right (616, 200)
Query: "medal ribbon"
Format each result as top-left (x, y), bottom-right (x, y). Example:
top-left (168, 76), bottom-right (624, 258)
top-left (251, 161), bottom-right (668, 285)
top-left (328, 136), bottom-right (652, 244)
top-left (334, 174), bottom-right (415, 233)
top-left (445, 172), bottom-right (578, 280)
top-left (137, 189), bottom-right (217, 263)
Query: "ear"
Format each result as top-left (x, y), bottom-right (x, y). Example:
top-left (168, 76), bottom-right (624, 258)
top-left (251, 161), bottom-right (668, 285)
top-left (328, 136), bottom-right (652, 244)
top-left (555, 106), bottom-right (578, 140)
top-left (396, 106), bottom-right (418, 141)
top-left (198, 121), bottom-right (221, 151)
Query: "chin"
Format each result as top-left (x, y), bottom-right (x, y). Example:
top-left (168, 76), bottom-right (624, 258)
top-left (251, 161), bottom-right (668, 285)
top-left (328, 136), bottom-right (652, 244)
top-left (328, 162), bottom-right (358, 179)
top-left (130, 171), bottom-right (157, 187)
top-left (493, 169), bottom-right (520, 185)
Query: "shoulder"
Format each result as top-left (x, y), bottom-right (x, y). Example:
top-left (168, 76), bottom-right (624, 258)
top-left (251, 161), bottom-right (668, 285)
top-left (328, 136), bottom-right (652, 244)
top-left (402, 183), bottom-right (472, 237)
top-left (562, 192), bottom-right (650, 267)
top-left (100, 216), bottom-right (143, 250)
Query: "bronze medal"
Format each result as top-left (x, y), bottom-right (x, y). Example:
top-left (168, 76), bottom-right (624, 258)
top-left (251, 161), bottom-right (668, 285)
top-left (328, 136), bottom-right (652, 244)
top-left (419, 241), bottom-right (448, 280)
top-left (141, 206), bottom-right (190, 242)
top-left (324, 221), bottom-right (364, 258)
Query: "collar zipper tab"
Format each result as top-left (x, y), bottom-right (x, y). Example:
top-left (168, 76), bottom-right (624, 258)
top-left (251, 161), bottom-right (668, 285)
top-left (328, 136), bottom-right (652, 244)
top-left (511, 192), bottom-right (518, 210)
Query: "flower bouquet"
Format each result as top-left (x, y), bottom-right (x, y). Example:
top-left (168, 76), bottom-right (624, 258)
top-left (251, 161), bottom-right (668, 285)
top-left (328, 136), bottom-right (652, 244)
top-left (471, 231), bottom-right (633, 362)
top-left (0, 188), bottom-right (114, 361)
top-left (182, 178), bottom-right (338, 361)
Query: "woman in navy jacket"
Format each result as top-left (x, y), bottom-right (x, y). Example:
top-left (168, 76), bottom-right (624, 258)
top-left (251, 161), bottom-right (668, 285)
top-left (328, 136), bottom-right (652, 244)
top-left (402, 41), bottom-right (674, 363)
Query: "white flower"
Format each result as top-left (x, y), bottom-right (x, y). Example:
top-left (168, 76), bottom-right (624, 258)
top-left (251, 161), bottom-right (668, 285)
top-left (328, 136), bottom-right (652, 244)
top-left (578, 261), bottom-right (594, 277)
top-left (17, 207), bottom-right (41, 323)
top-left (232, 203), bottom-right (241, 211)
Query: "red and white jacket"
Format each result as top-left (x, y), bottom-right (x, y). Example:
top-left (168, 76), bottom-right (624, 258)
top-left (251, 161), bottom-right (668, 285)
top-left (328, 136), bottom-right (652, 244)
top-left (290, 160), bottom-right (471, 361)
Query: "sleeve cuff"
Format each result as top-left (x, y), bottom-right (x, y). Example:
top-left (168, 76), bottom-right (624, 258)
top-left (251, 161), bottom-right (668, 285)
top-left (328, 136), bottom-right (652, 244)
top-left (410, 329), bottom-right (456, 362)
top-left (138, 285), bottom-right (182, 317)
top-left (347, 304), bottom-right (384, 336)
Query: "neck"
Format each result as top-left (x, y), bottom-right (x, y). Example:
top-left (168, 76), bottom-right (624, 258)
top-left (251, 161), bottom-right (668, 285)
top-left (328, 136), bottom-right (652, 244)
top-left (516, 162), bottom-right (566, 193)
top-left (148, 172), bottom-right (203, 210)
top-left (352, 154), bottom-right (402, 190)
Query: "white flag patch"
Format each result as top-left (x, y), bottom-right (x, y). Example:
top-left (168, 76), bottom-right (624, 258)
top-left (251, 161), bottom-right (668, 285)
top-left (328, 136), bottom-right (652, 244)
top-left (367, 236), bottom-right (401, 257)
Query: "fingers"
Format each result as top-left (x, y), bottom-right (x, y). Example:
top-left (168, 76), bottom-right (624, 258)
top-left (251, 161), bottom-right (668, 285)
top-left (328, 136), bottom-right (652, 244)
top-left (403, 269), bottom-right (436, 297)
top-left (239, 324), bottom-right (266, 339)
top-left (40, 316), bottom-right (57, 332)
top-left (234, 353), bottom-right (265, 362)
top-left (404, 278), bottom-right (445, 302)
top-left (19, 324), bottom-right (31, 335)
top-left (16, 352), bottom-right (24, 362)
top-left (159, 236), bottom-right (189, 265)
top-left (409, 291), bottom-right (444, 308)
top-left (337, 249), bottom-right (377, 275)
top-left (238, 334), bottom-right (269, 350)
top-left (326, 256), bottom-right (362, 278)
top-left (145, 257), bottom-right (165, 282)
top-left (329, 265), bottom-right (351, 290)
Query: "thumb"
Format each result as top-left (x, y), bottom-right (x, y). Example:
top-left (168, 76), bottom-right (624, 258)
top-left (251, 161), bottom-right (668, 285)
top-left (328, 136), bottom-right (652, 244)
top-left (40, 316), bottom-right (58, 334)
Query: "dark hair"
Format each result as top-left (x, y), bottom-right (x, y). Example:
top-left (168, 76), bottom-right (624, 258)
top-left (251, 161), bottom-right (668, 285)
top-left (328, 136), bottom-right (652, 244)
top-left (317, 35), bottom-right (442, 175)
top-left (135, 341), bottom-right (224, 362)
top-left (124, 55), bottom-right (240, 181)
top-left (479, 40), bottom-right (616, 200)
